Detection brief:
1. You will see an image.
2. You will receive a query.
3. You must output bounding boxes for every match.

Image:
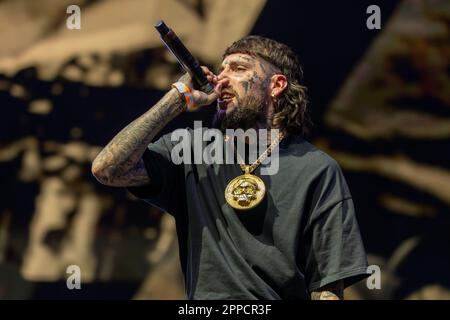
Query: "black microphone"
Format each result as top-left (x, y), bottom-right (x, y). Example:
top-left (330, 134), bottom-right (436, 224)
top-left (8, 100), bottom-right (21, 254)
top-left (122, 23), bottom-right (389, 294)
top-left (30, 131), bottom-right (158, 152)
top-left (155, 20), bottom-right (214, 93)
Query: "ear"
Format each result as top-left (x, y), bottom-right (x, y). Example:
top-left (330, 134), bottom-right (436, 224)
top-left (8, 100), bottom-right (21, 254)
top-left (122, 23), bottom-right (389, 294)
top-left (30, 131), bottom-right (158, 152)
top-left (269, 74), bottom-right (288, 98)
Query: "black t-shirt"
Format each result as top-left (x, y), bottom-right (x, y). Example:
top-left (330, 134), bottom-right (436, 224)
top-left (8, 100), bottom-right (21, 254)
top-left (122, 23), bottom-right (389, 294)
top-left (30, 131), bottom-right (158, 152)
top-left (128, 128), bottom-right (369, 300)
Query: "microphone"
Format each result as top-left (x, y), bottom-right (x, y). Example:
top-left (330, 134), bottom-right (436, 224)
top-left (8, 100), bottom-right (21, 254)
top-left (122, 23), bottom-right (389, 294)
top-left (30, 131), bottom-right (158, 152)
top-left (155, 20), bottom-right (214, 93)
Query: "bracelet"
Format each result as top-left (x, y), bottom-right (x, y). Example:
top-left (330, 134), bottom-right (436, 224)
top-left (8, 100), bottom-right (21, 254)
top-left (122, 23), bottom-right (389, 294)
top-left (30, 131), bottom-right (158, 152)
top-left (171, 82), bottom-right (194, 111)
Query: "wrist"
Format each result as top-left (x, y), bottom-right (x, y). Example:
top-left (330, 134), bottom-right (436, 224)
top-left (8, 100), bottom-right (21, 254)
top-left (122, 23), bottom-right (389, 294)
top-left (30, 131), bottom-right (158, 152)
top-left (171, 87), bottom-right (187, 111)
top-left (154, 88), bottom-right (186, 119)
top-left (171, 81), bottom-right (194, 111)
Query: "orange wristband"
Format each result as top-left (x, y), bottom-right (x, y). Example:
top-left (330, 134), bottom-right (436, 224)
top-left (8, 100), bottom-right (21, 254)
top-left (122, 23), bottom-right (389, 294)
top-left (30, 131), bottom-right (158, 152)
top-left (172, 82), bottom-right (194, 111)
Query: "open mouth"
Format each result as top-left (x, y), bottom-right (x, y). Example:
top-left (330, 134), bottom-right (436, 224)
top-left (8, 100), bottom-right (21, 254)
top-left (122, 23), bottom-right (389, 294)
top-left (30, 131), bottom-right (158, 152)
top-left (218, 92), bottom-right (235, 109)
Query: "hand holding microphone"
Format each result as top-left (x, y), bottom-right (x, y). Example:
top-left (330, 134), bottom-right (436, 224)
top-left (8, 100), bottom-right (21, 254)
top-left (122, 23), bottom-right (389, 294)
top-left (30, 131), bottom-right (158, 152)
top-left (176, 66), bottom-right (228, 112)
top-left (155, 20), bottom-right (227, 111)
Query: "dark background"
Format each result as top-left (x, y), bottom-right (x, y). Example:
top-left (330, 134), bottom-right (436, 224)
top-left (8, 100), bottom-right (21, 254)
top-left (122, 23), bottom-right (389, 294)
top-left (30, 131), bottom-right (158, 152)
top-left (1, 0), bottom-right (449, 299)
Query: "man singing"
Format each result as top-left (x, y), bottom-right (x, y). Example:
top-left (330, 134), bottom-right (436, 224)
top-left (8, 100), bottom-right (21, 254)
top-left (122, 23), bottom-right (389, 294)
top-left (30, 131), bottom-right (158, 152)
top-left (91, 36), bottom-right (369, 300)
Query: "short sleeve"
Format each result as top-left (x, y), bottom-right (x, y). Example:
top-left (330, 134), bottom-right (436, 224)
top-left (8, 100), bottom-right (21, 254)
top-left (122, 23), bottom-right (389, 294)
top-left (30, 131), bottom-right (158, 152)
top-left (299, 160), bottom-right (369, 292)
top-left (126, 133), bottom-right (185, 215)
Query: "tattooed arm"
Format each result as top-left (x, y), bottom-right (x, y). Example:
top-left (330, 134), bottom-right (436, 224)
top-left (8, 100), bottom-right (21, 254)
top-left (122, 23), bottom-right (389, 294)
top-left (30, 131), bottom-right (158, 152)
top-left (92, 70), bottom-right (225, 187)
top-left (91, 88), bottom-right (185, 187)
top-left (310, 280), bottom-right (344, 300)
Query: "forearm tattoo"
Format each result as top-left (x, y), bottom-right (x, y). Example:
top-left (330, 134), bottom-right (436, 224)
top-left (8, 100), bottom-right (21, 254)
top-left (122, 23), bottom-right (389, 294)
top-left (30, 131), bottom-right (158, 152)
top-left (92, 88), bottom-right (183, 187)
top-left (311, 281), bottom-right (344, 300)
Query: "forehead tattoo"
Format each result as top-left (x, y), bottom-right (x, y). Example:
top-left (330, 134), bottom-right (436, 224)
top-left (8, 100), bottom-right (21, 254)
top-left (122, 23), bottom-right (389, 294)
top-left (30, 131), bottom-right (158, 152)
top-left (220, 54), bottom-right (277, 93)
top-left (220, 54), bottom-right (256, 71)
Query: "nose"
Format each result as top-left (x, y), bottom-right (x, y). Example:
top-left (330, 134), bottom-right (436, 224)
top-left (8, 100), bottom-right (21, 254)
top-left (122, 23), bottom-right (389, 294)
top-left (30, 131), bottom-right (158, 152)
top-left (217, 65), bottom-right (230, 80)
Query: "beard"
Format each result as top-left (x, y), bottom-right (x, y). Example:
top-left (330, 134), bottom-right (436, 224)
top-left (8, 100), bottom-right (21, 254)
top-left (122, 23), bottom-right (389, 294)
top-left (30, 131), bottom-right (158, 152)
top-left (212, 94), bottom-right (267, 132)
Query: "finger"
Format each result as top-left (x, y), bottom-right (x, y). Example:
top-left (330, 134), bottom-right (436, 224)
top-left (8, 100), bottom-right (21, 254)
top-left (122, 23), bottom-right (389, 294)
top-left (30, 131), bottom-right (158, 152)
top-left (201, 66), bottom-right (214, 77)
top-left (200, 82), bottom-right (221, 106)
top-left (206, 74), bottom-right (220, 87)
top-left (210, 75), bottom-right (218, 85)
top-left (211, 82), bottom-right (223, 100)
top-left (202, 66), bottom-right (220, 88)
top-left (216, 78), bottom-right (229, 88)
top-left (204, 67), bottom-right (219, 83)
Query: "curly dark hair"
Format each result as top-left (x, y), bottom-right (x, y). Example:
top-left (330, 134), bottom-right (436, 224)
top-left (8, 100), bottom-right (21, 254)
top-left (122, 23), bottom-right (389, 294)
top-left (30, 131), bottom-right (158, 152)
top-left (223, 35), bottom-right (312, 137)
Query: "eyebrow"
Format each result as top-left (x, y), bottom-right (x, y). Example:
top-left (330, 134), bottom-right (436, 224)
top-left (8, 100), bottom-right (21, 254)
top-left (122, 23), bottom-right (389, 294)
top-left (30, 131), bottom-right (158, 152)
top-left (219, 59), bottom-right (253, 73)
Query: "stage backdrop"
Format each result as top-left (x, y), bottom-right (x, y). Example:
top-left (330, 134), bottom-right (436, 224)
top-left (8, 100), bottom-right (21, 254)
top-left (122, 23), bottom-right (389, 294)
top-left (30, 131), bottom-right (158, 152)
top-left (0, 0), bottom-right (449, 299)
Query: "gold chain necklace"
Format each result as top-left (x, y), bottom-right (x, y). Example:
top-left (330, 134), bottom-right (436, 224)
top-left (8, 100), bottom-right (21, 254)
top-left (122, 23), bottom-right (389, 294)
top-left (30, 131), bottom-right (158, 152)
top-left (224, 131), bottom-right (285, 210)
